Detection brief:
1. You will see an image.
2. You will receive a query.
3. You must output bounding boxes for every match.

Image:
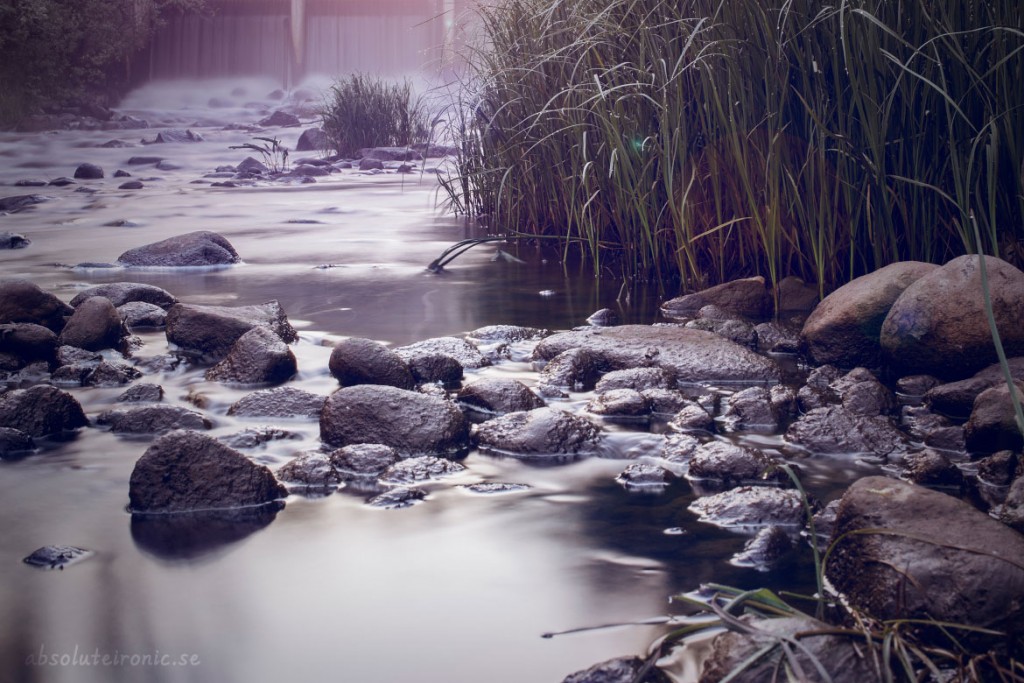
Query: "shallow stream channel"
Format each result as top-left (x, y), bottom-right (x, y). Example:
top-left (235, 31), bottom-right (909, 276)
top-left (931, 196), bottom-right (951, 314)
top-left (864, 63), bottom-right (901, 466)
top-left (0, 78), bottom-right (888, 683)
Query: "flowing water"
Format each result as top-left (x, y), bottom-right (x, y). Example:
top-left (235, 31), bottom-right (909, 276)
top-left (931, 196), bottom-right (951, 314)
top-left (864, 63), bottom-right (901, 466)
top-left (0, 5), bottom-right (892, 673)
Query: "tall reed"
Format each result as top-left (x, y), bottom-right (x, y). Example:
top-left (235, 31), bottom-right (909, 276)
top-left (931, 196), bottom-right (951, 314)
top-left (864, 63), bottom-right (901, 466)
top-left (442, 0), bottom-right (1024, 294)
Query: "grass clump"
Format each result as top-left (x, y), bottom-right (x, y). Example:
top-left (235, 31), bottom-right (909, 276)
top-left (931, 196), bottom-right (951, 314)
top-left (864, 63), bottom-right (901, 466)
top-left (320, 74), bottom-right (429, 157)
top-left (443, 0), bottom-right (1024, 293)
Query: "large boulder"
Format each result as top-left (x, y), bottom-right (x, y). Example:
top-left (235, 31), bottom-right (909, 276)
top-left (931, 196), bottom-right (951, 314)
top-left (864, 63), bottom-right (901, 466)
top-left (57, 296), bottom-right (127, 352)
top-left (295, 128), bottom-right (327, 152)
top-left (926, 357), bottom-right (1024, 417)
top-left (963, 381), bottom-right (1024, 454)
top-left (165, 300), bottom-right (297, 362)
top-left (0, 280), bottom-right (74, 332)
top-left (73, 163), bottom-right (103, 179)
top-left (881, 255), bottom-right (1024, 379)
top-left (0, 323), bottom-right (59, 366)
top-left (117, 231), bottom-right (241, 267)
top-left (320, 385), bottom-right (469, 455)
top-left (0, 385), bottom-right (88, 437)
top-left (472, 407), bottom-right (601, 458)
top-left (826, 476), bottom-right (1024, 637)
top-left (70, 282), bottom-right (177, 309)
top-left (205, 326), bottom-right (296, 385)
top-left (661, 276), bottom-right (770, 320)
top-left (800, 261), bottom-right (937, 367)
top-left (533, 325), bottom-right (779, 384)
top-left (328, 337), bottom-right (415, 389)
top-left (128, 430), bottom-right (287, 513)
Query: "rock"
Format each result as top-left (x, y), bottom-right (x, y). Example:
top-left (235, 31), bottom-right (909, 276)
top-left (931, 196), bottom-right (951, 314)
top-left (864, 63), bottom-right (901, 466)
top-left (467, 325), bottom-right (549, 343)
top-left (831, 367), bottom-right (896, 417)
top-left (84, 360), bottom-right (141, 387)
top-left (0, 232), bottom-right (30, 249)
top-left (57, 296), bottom-right (126, 351)
top-left (153, 128), bottom-right (203, 143)
top-left (378, 456), bottom-right (466, 485)
top-left (785, 405), bottom-right (908, 457)
top-left (114, 169), bottom-right (131, 177)
top-left (277, 452), bottom-right (342, 490)
top-left (0, 323), bottom-right (58, 366)
top-left (127, 155), bottom-right (163, 165)
top-left (595, 367), bottom-right (675, 393)
top-left (473, 407), bottom-right (601, 458)
top-left (896, 374), bottom-right (943, 398)
top-left (881, 255), bottom-right (1024, 379)
top-left (117, 230), bottom-right (241, 267)
top-left (259, 111), bottom-right (300, 127)
top-left (117, 383), bottom-right (164, 403)
top-left (457, 378), bottom-right (544, 415)
top-left (800, 261), bottom-right (937, 367)
top-left (699, 615), bottom-right (881, 683)
top-left (997, 475), bottom-right (1024, 532)
top-left (586, 388), bottom-right (650, 419)
top-left (615, 462), bottom-right (672, 490)
top-left (330, 443), bottom-right (400, 479)
top-left (228, 386), bottom-right (325, 419)
top-left (925, 357), bottom-right (1024, 417)
top-left (291, 163), bottom-right (330, 177)
top-left (73, 163), bottom-right (103, 179)
top-left (731, 525), bottom-right (792, 570)
top-left (753, 321), bottom-right (800, 353)
top-left (165, 300), bottom-right (297, 362)
top-left (358, 158), bottom-right (383, 171)
top-left (366, 486), bottom-right (425, 509)
top-left (406, 353), bottom-right (463, 387)
top-left (642, 388), bottom-right (697, 415)
top-left (826, 476), bottom-right (1024, 638)
top-left (900, 405), bottom-right (966, 452)
top-left (685, 315), bottom-right (757, 349)
top-left (359, 147), bottom-right (422, 161)
top-left (661, 276), bottom-right (770, 320)
top-left (538, 347), bottom-right (603, 392)
top-left (0, 427), bottom-right (35, 459)
top-left (296, 128), bottom-right (328, 152)
top-left (964, 381), bottom-right (1024, 453)
top-left (49, 177), bottom-right (75, 187)
top-left (0, 280), bottom-right (74, 332)
top-left (22, 545), bottom-right (93, 570)
top-left (460, 482), bottom-right (530, 494)
top-left (395, 337), bottom-right (488, 369)
top-left (0, 194), bottom-right (47, 213)
top-left (119, 301), bottom-right (167, 329)
top-left (128, 430), bottom-right (286, 513)
top-left (0, 385), bottom-right (88, 437)
top-left (205, 326), bottom-right (296, 385)
top-left (687, 441), bottom-right (787, 487)
top-left (586, 308), bottom-right (620, 326)
top-left (70, 282), bottom-right (177, 309)
top-left (328, 337), bottom-right (414, 389)
top-left (562, 656), bottom-right (670, 683)
top-left (776, 276), bottom-right (819, 313)
top-left (96, 405), bottom-right (211, 434)
top-left (689, 486), bottom-right (805, 529)
top-left (533, 325), bottom-right (780, 383)
top-left (218, 426), bottom-right (297, 449)
top-left (719, 386), bottom-right (780, 432)
top-left (899, 449), bottom-right (964, 488)
top-left (668, 402), bottom-right (715, 432)
top-left (320, 385), bottom-right (469, 455)
top-left (976, 450), bottom-right (1019, 487)
top-left (236, 156), bottom-right (268, 174)
top-left (119, 181), bottom-right (143, 190)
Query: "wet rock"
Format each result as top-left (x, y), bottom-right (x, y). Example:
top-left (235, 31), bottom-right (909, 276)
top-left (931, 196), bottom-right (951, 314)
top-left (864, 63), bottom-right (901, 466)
top-left (925, 357), bottom-right (1024, 417)
top-left (328, 337), bottom-right (415, 389)
top-left (359, 147), bottom-right (422, 161)
top-left (320, 385), bottom-right (469, 455)
top-left (0, 323), bottom-right (58, 366)
top-left (118, 301), bottom-right (167, 329)
top-left (155, 160), bottom-right (182, 171)
top-left (127, 156), bottom-right (163, 165)
top-left (615, 462), bottom-right (672, 490)
top-left (218, 426), bottom-right (297, 449)
top-left (205, 326), bottom-right (296, 385)
top-left (686, 315), bottom-right (757, 349)
top-left (595, 367), bottom-right (675, 393)
top-left (0, 385), bottom-right (88, 437)
top-left (117, 230), bottom-right (241, 267)
top-left (785, 405), bottom-right (908, 457)
top-left (468, 325), bottom-right (549, 343)
top-left (117, 383), bottom-right (164, 403)
top-left (56, 345), bottom-right (101, 366)
top-left (662, 433), bottom-right (701, 464)
top-left (460, 482), bottom-right (530, 494)
top-left (227, 386), bottom-right (325, 419)
top-left (457, 378), bottom-right (544, 415)
top-left (23, 545), bottom-right (93, 570)
top-left (165, 300), bottom-right (297, 362)
top-left (259, 111), bottom-right (300, 127)
top-left (562, 656), bottom-right (670, 683)
top-left (898, 449), bottom-right (964, 488)
top-left (330, 443), bottom-right (400, 479)
top-left (0, 279), bottom-right (74, 332)
top-left (776, 275), bottom-right (819, 313)
top-left (0, 194), bottom-right (47, 213)
top-left (129, 430), bottom-right (286, 513)
top-left (668, 402), bottom-right (714, 433)
top-left (236, 156), bottom-right (268, 174)
top-left (687, 441), bottom-right (787, 487)
top-left (407, 353), bottom-right (463, 388)
top-left (277, 452), bottom-right (342, 490)
top-left (73, 163), bottom-right (103, 179)
top-left (0, 232), bottom-right (30, 249)
top-left (395, 336), bottom-right (488, 369)
top-left (70, 282), bottom-right (177, 309)
top-left (689, 486), bottom-right (805, 528)
top-left (831, 367), bottom-right (896, 417)
top-left (367, 486), bottom-right (425, 509)
top-left (881, 255), bottom-right (1024, 379)
top-left (0, 427), bottom-right (35, 459)
top-left (586, 308), bottom-right (619, 326)
top-left (753, 321), bottom-right (800, 353)
top-left (538, 347), bottom-right (603, 393)
top-left (473, 407), bottom-right (601, 458)
top-left (976, 450), bottom-right (1019, 487)
top-left (731, 525), bottom-right (792, 570)
top-left (800, 261), bottom-right (937, 367)
top-left (796, 364), bottom-right (842, 412)
top-left (152, 128), bottom-right (203, 143)
top-left (719, 386), bottom-right (780, 432)
top-left (96, 405), bottom-right (211, 434)
top-left (826, 476), bottom-right (1024, 638)
top-left (379, 456), bottom-right (466, 485)
top-left (699, 615), bottom-right (881, 683)
top-left (358, 158), bottom-right (384, 171)
top-left (296, 127), bottom-right (328, 152)
top-left (896, 373), bottom-right (943, 398)
top-left (48, 177), bottom-right (75, 187)
top-left (900, 405), bottom-right (967, 452)
top-left (586, 388), bottom-right (650, 419)
top-left (57, 296), bottom-right (127, 352)
top-left (996, 475), bottom-right (1024, 533)
top-left (84, 360), bottom-right (141, 387)
top-left (119, 181), bottom-right (144, 190)
top-left (661, 276), bottom-right (770, 320)
top-left (534, 325), bottom-right (779, 384)
top-left (642, 388), bottom-right (696, 416)
top-left (964, 381), bottom-right (1024, 453)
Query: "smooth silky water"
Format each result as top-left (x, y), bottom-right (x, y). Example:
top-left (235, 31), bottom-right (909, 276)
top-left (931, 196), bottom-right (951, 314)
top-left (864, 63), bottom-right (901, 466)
top-left (0, 11), bottom-right (884, 680)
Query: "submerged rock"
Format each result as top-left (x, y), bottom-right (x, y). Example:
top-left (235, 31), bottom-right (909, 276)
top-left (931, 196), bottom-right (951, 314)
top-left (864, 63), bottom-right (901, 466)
top-left (128, 430), bottom-right (286, 513)
top-left (0, 194), bottom-right (47, 213)
top-left (23, 545), bottom-right (93, 570)
top-left (473, 407), bottom-right (601, 458)
top-left (131, 505), bottom-right (280, 560)
top-left (228, 386), bottom-right (325, 419)
top-left (117, 230), bottom-right (241, 267)
top-left (0, 232), bottom-right (31, 249)
top-left (0, 385), bottom-right (88, 437)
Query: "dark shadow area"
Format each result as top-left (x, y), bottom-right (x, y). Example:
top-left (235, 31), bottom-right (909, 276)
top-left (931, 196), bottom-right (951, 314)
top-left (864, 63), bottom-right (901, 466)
top-left (130, 502), bottom-right (283, 561)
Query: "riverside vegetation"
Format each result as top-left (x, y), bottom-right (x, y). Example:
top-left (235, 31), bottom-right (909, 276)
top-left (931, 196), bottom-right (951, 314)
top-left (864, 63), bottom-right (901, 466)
top-left (441, 0), bottom-right (1024, 296)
